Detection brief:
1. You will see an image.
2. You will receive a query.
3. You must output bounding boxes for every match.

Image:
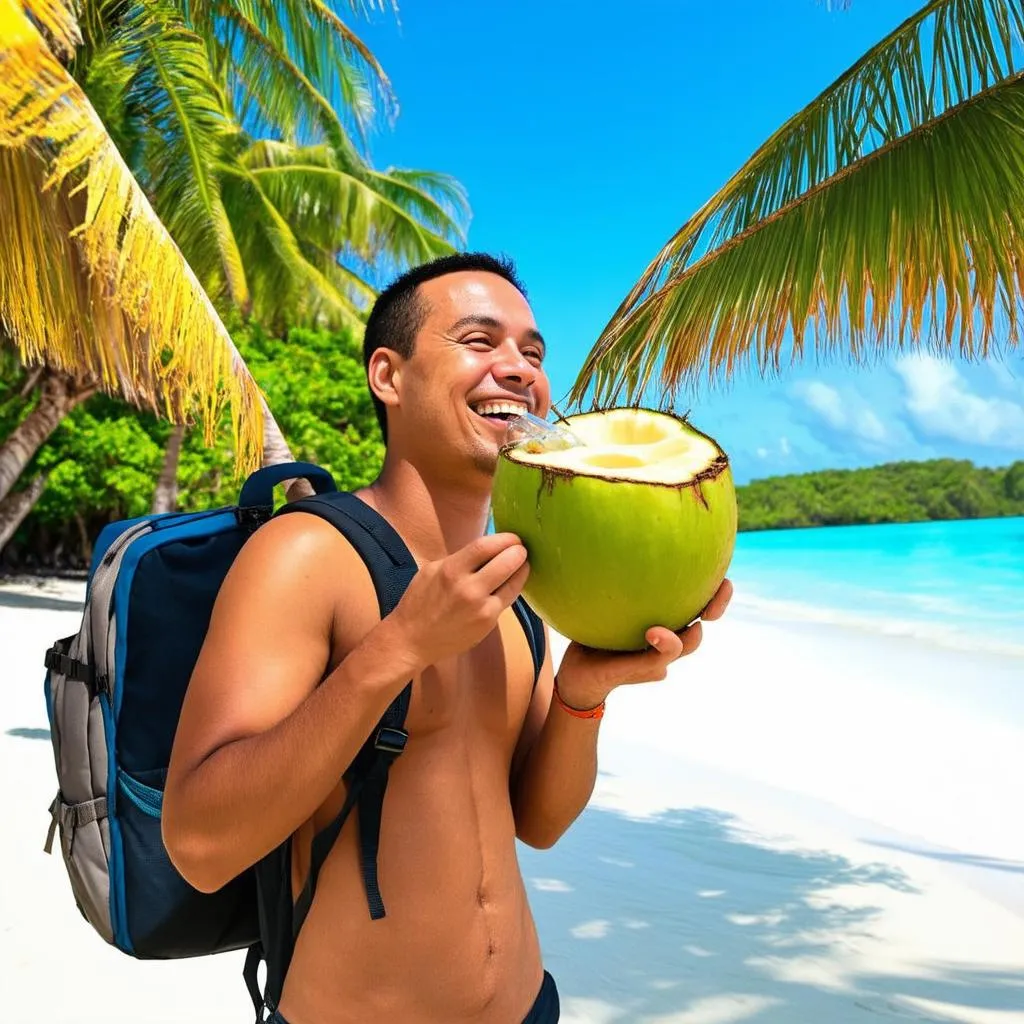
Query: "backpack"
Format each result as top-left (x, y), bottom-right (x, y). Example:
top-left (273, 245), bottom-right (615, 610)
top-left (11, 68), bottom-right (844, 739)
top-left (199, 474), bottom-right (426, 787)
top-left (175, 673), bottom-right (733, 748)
top-left (41, 460), bottom-right (546, 1022)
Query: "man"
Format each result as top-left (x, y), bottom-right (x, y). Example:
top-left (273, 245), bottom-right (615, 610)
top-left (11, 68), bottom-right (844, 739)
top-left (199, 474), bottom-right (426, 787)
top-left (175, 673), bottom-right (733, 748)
top-left (162, 253), bottom-right (733, 1024)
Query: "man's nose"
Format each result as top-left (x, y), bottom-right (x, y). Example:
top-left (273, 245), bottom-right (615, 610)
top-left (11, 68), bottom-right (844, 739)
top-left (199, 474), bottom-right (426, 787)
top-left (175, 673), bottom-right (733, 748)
top-left (492, 340), bottom-right (539, 387)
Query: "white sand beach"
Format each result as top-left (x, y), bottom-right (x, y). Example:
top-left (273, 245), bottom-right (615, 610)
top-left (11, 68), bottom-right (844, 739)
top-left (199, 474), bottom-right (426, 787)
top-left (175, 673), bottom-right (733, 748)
top-left (3, 576), bottom-right (1024, 1024)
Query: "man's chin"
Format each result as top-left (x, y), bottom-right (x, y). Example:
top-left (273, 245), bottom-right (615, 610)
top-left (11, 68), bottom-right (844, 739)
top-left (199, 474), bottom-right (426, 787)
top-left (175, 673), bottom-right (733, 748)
top-left (471, 446), bottom-right (499, 477)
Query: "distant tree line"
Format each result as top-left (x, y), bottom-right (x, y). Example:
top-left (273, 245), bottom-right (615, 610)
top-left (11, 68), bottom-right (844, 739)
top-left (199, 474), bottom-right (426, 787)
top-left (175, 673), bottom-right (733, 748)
top-left (0, 323), bottom-right (385, 574)
top-left (3, 322), bottom-right (1022, 574)
top-left (736, 457), bottom-right (1024, 531)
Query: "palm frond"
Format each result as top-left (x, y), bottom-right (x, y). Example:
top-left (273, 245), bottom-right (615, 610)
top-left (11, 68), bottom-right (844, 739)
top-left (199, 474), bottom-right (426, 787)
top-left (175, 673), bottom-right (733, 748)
top-left (0, 0), bottom-right (264, 469)
top-left (138, 20), bottom-right (250, 310)
top-left (2, 0), bottom-right (79, 58)
top-left (571, 0), bottom-right (1024, 408)
top-left (220, 162), bottom-right (366, 329)
top-left (214, 4), bottom-right (363, 161)
top-left (264, 0), bottom-right (397, 128)
top-left (306, 245), bottom-right (379, 310)
top-left (367, 168), bottom-right (472, 244)
top-left (0, 147), bottom-right (132, 394)
top-left (572, 74), bottom-right (1024, 409)
top-left (237, 143), bottom-right (462, 264)
top-left (205, 0), bottom-right (392, 150)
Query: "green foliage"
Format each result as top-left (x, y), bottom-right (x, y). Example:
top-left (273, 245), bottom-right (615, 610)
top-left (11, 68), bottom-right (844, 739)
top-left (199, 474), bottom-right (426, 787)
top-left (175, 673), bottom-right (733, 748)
top-left (736, 458), bottom-right (1024, 531)
top-left (1, 323), bottom-right (384, 571)
top-left (1005, 460), bottom-right (1024, 501)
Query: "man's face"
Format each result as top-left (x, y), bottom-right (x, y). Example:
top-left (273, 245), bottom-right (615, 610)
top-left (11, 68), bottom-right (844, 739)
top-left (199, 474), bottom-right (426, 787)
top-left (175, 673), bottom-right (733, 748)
top-left (389, 270), bottom-right (552, 478)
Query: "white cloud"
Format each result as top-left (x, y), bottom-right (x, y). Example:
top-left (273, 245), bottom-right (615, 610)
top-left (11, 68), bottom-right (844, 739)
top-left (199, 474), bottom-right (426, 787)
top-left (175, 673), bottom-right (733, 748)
top-left (986, 356), bottom-right (1024, 393)
top-left (800, 382), bottom-right (846, 429)
top-left (893, 353), bottom-right (1024, 448)
top-left (793, 382), bottom-right (889, 445)
top-left (756, 437), bottom-right (790, 460)
top-left (529, 878), bottom-right (573, 893)
top-left (855, 408), bottom-right (887, 443)
top-left (570, 919), bottom-right (611, 939)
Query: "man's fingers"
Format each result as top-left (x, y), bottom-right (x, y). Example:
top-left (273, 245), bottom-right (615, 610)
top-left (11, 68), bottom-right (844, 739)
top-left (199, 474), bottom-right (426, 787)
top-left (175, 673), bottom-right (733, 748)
top-left (476, 542), bottom-right (529, 594)
top-left (679, 620), bottom-right (703, 655)
top-left (492, 559), bottom-right (530, 608)
top-left (617, 622), bottom-right (701, 683)
top-left (624, 644), bottom-right (678, 684)
top-left (646, 626), bottom-right (684, 659)
top-left (456, 532), bottom-right (524, 572)
top-left (701, 578), bottom-right (733, 621)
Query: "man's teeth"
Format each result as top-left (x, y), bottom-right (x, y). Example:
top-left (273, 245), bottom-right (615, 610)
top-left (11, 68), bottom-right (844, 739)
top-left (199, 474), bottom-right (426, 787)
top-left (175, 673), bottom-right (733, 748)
top-left (473, 402), bottom-right (527, 418)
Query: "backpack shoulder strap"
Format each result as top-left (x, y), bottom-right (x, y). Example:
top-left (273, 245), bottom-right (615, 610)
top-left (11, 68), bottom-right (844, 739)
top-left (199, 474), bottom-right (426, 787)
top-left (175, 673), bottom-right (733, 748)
top-left (512, 597), bottom-right (546, 689)
top-left (274, 490), bottom-right (418, 923)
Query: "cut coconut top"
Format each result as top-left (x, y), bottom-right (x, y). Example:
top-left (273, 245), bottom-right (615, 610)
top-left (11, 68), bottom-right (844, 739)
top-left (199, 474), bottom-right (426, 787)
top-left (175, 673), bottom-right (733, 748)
top-left (503, 408), bottom-right (725, 485)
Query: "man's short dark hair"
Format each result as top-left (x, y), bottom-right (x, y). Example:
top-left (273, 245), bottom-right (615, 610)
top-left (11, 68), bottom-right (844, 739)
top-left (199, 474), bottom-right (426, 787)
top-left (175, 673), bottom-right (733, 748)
top-left (362, 252), bottom-right (528, 442)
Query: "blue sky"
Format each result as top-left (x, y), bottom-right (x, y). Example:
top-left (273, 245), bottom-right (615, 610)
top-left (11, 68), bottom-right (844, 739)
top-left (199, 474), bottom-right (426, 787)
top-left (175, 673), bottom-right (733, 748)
top-left (355, 0), bottom-right (1024, 485)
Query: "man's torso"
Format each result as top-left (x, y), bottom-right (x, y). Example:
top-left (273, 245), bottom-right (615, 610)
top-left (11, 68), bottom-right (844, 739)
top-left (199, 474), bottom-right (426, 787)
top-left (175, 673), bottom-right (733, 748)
top-left (277, 547), bottom-right (545, 1024)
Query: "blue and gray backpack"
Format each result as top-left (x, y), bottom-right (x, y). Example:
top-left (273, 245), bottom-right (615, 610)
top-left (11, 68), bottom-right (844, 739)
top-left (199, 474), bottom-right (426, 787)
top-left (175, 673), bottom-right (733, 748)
top-left (41, 461), bottom-right (545, 1021)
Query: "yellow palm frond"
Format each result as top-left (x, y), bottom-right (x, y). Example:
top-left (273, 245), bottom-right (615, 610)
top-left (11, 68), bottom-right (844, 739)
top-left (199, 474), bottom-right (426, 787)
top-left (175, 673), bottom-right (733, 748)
top-left (6, 0), bottom-right (79, 59)
top-left (0, 0), bottom-right (264, 470)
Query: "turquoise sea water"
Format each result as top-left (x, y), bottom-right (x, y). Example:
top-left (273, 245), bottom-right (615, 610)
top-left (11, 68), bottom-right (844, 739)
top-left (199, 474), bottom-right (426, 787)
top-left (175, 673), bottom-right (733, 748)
top-left (729, 516), bottom-right (1024, 655)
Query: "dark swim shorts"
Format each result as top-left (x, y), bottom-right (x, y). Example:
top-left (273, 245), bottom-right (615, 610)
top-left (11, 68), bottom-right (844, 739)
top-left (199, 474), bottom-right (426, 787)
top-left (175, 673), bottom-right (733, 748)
top-left (268, 969), bottom-right (559, 1023)
top-left (523, 970), bottom-right (560, 1022)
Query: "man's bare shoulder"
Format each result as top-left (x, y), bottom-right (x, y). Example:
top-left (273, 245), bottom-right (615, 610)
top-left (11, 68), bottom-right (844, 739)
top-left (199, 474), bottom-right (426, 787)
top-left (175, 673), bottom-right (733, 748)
top-left (223, 505), bottom-right (375, 605)
top-left (168, 509), bottom-right (382, 775)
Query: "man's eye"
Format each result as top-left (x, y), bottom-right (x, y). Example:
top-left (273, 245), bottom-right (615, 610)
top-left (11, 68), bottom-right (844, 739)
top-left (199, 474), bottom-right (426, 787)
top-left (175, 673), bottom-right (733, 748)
top-left (525, 349), bottom-right (544, 363)
top-left (464, 336), bottom-right (492, 349)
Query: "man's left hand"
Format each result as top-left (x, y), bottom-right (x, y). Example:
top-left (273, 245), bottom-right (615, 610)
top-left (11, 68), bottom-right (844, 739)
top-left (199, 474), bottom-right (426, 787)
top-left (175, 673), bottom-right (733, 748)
top-left (554, 578), bottom-right (734, 711)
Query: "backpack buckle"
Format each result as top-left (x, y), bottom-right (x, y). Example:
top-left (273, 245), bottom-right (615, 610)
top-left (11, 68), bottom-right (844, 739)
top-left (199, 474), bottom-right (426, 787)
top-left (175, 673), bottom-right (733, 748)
top-left (236, 504), bottom-right (272, 533)
top-left (44, 647), bottom-right (89, 681)
top-left (43, 647), bottom-right (108, 697)
top-left (374, 727), bottom-right (408, 756)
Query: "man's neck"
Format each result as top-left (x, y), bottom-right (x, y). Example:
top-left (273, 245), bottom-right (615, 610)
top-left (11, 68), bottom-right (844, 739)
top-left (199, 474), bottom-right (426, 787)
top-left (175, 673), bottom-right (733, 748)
top-left (357, 455), bottom-right (492, 564)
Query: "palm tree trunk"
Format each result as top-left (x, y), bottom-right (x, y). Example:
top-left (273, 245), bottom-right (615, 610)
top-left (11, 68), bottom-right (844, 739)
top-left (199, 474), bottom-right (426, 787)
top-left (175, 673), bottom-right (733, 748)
top-left (151, 424), bottom-right (186, 514)
top-left (0, 368), bottom-right (98, 503)
top-left (260, 398), bottom-right (315, 502)
top-left (0, 471), bottom-right (49, 553)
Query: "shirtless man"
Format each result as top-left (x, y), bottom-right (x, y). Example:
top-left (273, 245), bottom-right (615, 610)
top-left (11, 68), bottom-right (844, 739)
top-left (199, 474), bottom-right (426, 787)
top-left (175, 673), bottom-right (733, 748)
top-left (162, 253), bottom-right (733, 1024)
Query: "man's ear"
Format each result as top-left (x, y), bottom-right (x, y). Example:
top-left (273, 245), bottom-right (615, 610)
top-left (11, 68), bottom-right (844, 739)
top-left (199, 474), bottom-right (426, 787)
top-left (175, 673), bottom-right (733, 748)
top-left (367, 347), bottom-right (402, 411)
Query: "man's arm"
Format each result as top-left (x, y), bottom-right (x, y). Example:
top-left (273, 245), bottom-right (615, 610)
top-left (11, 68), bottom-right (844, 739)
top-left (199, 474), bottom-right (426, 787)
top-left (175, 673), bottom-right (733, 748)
top-left (509, 636), bottom-right (599, 850)
top-left (510, 580), bottom-right (734, 849)
top-left (162, 513), bottom-right (422, 893)
top-left (163, 518), bottom-right (531, 893)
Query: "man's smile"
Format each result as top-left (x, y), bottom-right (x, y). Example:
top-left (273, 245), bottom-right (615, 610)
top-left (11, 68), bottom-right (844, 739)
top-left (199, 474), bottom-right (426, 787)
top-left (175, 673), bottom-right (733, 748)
top-left (468, 398), bottom-right (530, 432)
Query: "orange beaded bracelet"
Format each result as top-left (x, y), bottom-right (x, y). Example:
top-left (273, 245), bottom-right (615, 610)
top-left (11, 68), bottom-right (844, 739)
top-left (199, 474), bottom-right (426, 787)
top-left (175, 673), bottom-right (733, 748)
top-left (552, 678), bottom-right (606, 720)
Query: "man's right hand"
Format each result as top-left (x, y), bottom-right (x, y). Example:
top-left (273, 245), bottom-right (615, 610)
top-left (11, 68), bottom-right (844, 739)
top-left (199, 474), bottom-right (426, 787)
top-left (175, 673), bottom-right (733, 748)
top-left (390, 532), bottom-right (530, 668)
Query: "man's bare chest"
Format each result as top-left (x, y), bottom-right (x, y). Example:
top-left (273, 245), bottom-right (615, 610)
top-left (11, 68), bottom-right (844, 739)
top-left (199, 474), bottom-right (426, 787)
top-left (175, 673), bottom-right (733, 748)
top-left (326, 606), bottom-right (537, 744)
top-left (408, 621), bottom-right (534, 735)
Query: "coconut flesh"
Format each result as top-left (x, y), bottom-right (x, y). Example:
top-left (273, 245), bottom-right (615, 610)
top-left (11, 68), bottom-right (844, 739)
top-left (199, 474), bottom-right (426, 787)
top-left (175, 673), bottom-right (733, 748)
top-left (491, 408), bottom-right (737, 652)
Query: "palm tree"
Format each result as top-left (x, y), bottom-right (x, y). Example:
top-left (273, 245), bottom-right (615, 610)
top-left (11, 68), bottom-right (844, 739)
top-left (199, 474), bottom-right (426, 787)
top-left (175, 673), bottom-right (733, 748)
top-left (0, 0), bottom-right (468, 533)
top-left (71, 0), bottom-right (468, 334)
top-left (567, 0), bottom-right (1024, 412)
top-left (0, 2), bottom-right (266, 547)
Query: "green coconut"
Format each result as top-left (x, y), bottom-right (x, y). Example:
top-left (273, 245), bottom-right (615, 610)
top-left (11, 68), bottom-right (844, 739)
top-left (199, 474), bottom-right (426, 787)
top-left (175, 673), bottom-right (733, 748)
top-left (491, 408), bottom-right (737, 651)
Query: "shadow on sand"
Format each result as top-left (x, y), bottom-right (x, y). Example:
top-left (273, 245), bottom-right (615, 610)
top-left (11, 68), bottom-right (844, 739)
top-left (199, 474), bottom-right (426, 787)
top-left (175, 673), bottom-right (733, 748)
top-left (6, 727), bottom-right (50, 741)
top-left (518, 804), bottom-right (1024, 1023)
top-left (0, 589), bottom-right (84, 613)
top-left (866, 839), bottom-right (1024, 877)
